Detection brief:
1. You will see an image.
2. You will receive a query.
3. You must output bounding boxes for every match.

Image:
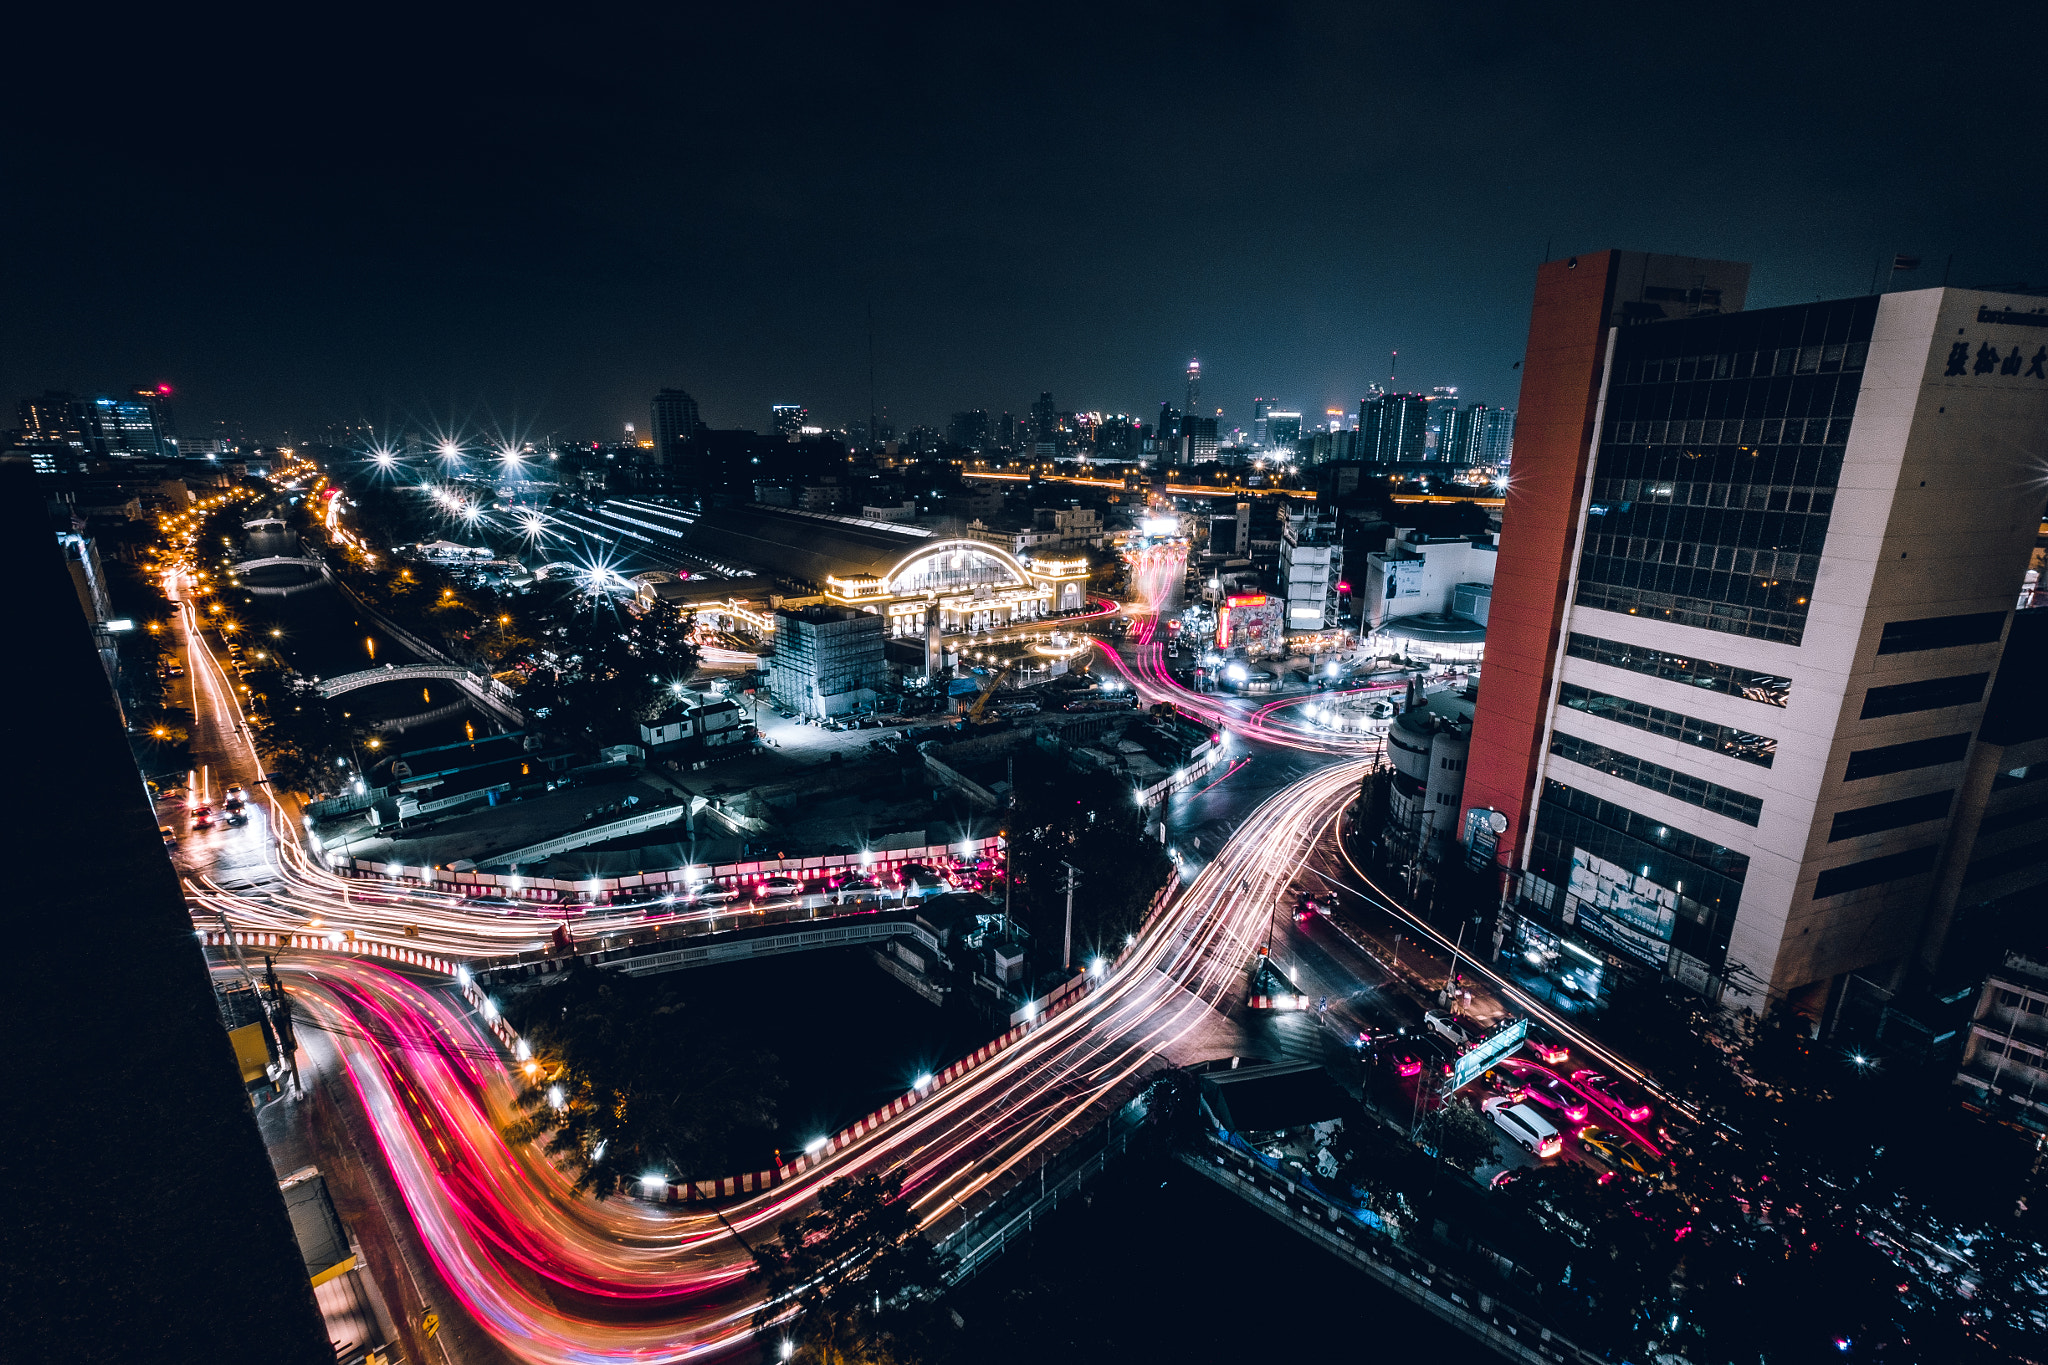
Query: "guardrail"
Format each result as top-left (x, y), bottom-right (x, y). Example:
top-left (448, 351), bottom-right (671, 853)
top-left (198, 929), bottom-right (460, 977)
top-left (940, 1103), bottom-right (1143, 1284)
top-left (628, 967), bottom-right (1104, 1205)
top-left (1186, 1135), bottom-right (1605, 1365)
top-left (340, 834), bottom-right (1007, 904)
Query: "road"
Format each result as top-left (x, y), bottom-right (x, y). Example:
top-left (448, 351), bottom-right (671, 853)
top-left (172, 520), bottom-right (1678, 1359)
top-left (244, 760), bottom-right (1370, 1362)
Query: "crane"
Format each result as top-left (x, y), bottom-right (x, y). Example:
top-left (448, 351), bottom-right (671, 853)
top-left (959, 660), bottom-right (1019, 726)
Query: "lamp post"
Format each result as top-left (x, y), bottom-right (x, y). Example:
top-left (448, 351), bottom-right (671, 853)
top-left (1061, 861), bottom-right (1080, 972)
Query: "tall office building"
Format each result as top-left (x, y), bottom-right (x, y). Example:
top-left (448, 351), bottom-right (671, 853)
top-left (948, 410), bottom-right (991, 451)
top-left (1426, 386), bottom-right (1466, 462)
top-left (1186, 357), bottom-right (1201, 417)
top-left (1468, 404), bottom-right (1517, 466)
top-left (1179, 414), bottom-right (1218, 465)
top-left (70, 385), bottom-right (175, 458)
top-left (19, 391), bottom-right (93, 450)
top-left (1463, 250), bottom-right (2048, 1023)
top-left (1265, 410), bottom-right (1302, 451)
top-left (649, 387), bottom-right (702, 468)
top-left (1252, 397), bottom-right (1275, 447)
top-left (1360, 392), bottom-right (1430, 463)
top-left (772, 404), bottom-right (807, 438)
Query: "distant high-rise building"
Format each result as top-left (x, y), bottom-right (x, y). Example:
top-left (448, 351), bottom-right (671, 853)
top-left (1425, 386), bottom-right (1466, 462)
top-left (84, 385), bottom-right (175, 458)
top-left (1179, 414), bottom-right (1218, 465)
top-left (1186, 357), bottom-right (1201, 417)
top-left (1156, 403), bottom-right (1183, 462)
top-left (649, 387), bottom-right (702, 468)
top-left (19, 391), bottom-right (93, 451)
top-left (1467, 405), bottom-right (1516, 466)
top-left (1029, 391), bottom-right (1058, 447)
top-left (1359, 392), bottom-right (1429, 463)
top-left (1252, 397), bottom-right (1275, 446)
top-left (772, 404), bottom-right (807, 438)
top-left (1265, 410), bottom-right (1302, 450)
top-left (948, 410), bottom-right (991, 451)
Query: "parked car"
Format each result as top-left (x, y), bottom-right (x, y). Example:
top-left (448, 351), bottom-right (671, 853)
top-left (160, 825), bottom-right (179, 847)
top-left (1423, 1009), bottom-right (1480, 1048)
top-left (1294, 893), bottom-right (1335, 921)
top-left (1572, 1069), bottom-right (1654, 1124)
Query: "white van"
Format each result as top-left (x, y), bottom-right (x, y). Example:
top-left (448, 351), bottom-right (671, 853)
top-left (1482, 1097), bottom-right (1563, 1158)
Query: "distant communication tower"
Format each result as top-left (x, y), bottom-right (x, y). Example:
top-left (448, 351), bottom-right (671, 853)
top-left (1185, 356), bottom-right (1201, 416)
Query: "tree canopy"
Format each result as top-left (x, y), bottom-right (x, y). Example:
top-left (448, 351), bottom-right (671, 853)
top-left (501, 966), bottom-right (782, 1197)
top-left (751, 1169), bottom-right (951, 1365)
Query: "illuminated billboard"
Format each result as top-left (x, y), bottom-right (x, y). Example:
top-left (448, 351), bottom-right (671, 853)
top-left (1567, 847), bottom-right (1676, 967)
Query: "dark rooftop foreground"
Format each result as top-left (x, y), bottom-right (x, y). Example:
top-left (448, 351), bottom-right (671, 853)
top-left (0, 464), bottom-right (331, 1363)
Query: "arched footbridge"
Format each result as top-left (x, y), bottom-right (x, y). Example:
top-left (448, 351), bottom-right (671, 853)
top-left (233, 555), bottom-right (323, 574)
top-left (316, 663), bottom-right (478, 699)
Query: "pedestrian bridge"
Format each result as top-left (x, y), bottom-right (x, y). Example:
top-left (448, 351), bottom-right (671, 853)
top-left (315, 662), bottom-right (477, 698)
top-left (233, 555), bottom-right (322, 574)
top-left (242, 518), bottom-right (288, 530)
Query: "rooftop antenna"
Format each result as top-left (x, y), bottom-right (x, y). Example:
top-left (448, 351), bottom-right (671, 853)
top-left (1389, 349), bottom-right (1398, 392)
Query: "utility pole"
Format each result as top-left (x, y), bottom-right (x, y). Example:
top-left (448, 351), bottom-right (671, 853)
top-left (1061, 861), bottom-right (1080, 971)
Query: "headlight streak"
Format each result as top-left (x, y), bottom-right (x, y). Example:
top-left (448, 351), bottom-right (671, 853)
top-left (212, 763), bottom-right (1366, 1362)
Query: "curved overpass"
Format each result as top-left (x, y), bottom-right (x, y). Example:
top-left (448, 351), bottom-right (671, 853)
top-left (315, 662), bottom-right (476, 698)
top-left (193, 765), bottom-right (1360, 1361)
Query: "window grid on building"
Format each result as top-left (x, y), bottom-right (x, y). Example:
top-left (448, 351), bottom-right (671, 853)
top-left (1549, 729), bottom-right (1763, 825)
top-left (1566, 632), bottom-right (1790, 707)
top-left (1557, 682), bottom-right (1776, 767)
top-left (1574, 298), bottom-right (1879, 646)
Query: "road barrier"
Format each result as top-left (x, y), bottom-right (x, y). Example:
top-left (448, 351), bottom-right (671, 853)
top-left (1186, 1136), bottom-right (1606, 1365)
top-left (340, 834), bottom-right (1007, 904)
top-left (197, 929), bottom-right (460, 978)
top-left (638, 966), bottom-right (1104, 1205)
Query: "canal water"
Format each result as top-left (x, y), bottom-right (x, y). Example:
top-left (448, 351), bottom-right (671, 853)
top-left (236, 524), bottom-right (486, 750)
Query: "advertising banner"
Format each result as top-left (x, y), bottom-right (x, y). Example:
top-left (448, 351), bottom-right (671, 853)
top-left (1567, 846), bottom-right (1676, 968)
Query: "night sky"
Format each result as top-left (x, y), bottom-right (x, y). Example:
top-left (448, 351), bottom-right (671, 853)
top-left (9, 3), bottom-right (2043, 443)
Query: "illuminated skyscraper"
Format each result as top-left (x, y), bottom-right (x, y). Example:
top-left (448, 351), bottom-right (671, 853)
top-left (1468, 405), bottom-right (1516, 466)
top-left (1359, 392), bottom-right (1429, 463)
top-left (772, 404), bottom-right (807, 438)
top-left (1185, 357), bottom-right (1201, 417)
top-left (1425, 386), bottom-right (1465, 462)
